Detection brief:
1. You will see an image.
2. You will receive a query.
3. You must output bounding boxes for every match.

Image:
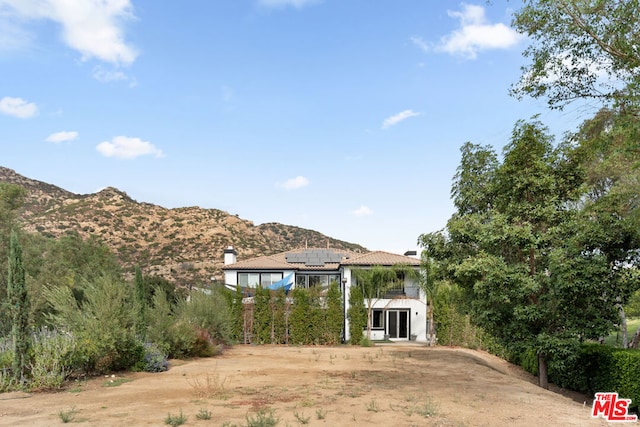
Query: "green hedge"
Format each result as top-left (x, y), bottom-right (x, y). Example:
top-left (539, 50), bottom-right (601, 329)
top-left (549, 344), bottom-right (640, 414)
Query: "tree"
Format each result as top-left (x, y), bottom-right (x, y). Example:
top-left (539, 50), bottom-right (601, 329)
top-left (424, 119), bottom-right (618, 388)
top-left (134, 266), bottom-right (147, 339)
top-left (567, 108), bottom-right (640, 346)
top-left (512, 1), bottom-right (640, 111)
top-left (351, 266), bottom-right (402, 340)
top-left (289, 287), bottom-right (311, 345)
top-left (0, 184), bottom-right (26, 336)
top-left (8, 230), bottom-right (29, 383)
top-left (419, 237), bottom-right (446, 346)
top-left (324, 281), bottom-right (344, 345)
top-left (347, 284), bottom-right (366, 345)
top-left (252, 285), bottom-right (271, 344)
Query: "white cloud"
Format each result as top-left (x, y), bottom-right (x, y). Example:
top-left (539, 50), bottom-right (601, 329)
top-left (257, 0), bottom-right (321, 9)
top-left (45, 130), bottom-right (78, 143)
top-left (351, 205), bottom-right (373, 217)
top-left (423, 4), bottom-right (523, 59)
top-left (92, 66), bottom-right (137, 86)
top-left (281, 176), bottom-right (309, 190)
top-left (0, 0), bottom-right (138, 65)
top-left (0, 96), bottom-right (38, 118)
top-left (410, 36), bottom-right (430, 54)
top-left (382, 109), bottom-right (420, 130)
top-left (96, 136), bottom-right (164, 159)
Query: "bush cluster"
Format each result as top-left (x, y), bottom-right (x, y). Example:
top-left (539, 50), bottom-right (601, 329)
top-left (548, 343), bottom-right (640, 414)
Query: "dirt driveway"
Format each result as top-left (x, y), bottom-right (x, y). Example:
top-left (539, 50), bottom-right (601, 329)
top-left (0, 344), bottom-right (618, 426)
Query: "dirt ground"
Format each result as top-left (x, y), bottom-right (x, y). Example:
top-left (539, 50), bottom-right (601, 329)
top-left (0, 344), bottom-right (623, 426)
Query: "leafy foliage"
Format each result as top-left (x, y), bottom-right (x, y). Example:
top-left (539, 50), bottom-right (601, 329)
top-left (28, 327), bottom-right (76, 390)
top-left (45, 275), bottom-right (142, 373)
top-left (549, 343), bottom-right (640, 415)
top-left (324, 281), bottom-right (344, 345)
top-left (8, 231), bottom-right (29, 383)
top-left (512, 1), bottom-right (640, 111)
top-left (347, 284), bottom-right (366, 345)
top-left (421, 119), bottom-right (624, 388)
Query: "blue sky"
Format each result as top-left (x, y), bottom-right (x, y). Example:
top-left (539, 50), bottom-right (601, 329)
top-left (0, 0), bottom-right (594, 254)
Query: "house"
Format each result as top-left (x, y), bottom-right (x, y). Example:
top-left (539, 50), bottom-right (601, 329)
top-left (222, 246), bottom-right (428, 343)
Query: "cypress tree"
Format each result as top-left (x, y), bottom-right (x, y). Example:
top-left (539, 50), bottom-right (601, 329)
top-left (347, 285), bottom-right (366, 345)
top-left (252, 286), bottom-right (270, 344)
top-left (134, 266), bottom-right (147, 339)
top-left (325, 281), bottom-right (344, 345)
top-left (8, 231), bottom-right (29, 383)
top-left (288, 287), bottom-right (310, 344)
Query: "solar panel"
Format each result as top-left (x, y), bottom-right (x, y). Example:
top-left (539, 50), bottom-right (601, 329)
top-left (286, 249), bottom-right (346, 266)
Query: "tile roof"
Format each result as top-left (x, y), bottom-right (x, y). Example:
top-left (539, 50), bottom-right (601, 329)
top-left (342, 251), bottom-right (421, 266)
top-left (222, 247), bottom-right (356, 271)
top-left (223, 248), bottom-right (420, 271)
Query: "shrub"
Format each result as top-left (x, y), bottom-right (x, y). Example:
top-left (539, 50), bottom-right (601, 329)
top-left (549, 343), bottom-right (640, 415)
top-left (45, 275), bottom-right (142, 374)
top-left (29, 328), bottom-right (76, 390)
top-left (347, 285), bottom-right (366, 345)
top-left (134, 342), bottom-right (168, 373)
top-left (288, 288), bottom-right (311, 345)
top-left (174, 290), bottom-right (232, 346)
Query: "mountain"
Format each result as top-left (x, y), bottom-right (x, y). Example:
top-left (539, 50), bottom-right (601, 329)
top-left (0, 166), bottom-right (367, 285)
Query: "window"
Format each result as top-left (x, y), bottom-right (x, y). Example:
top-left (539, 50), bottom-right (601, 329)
top-left (238, 272), bottom-right (282, 288)
top-left (372, 309), bottom-right (384, 329)
top-left (308, 275), bottom-right (329, 288)
top-left (261, 273), bottom-right (283, 287)
top-left (238, 273), bottom-right (259, 288)
top-left (295, 274), bottom-right (339, 289)
top-left (296, 275), bottom-right (308, 288)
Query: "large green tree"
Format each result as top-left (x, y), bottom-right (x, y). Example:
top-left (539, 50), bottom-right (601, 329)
top-left (512, 0), bottom-right (640, 111)
top-left (568, 108), bottom-right (640, 346)
top-left (421, 119), bottom-right (618, 388)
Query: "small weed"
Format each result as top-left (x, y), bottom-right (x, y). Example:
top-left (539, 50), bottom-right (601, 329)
top-left (58, 407), bottom-right (77, 423)
top-left (103, 377), bottom-right (133, 387)
top-left (245, 408), bottom-right (279, 427)
top-left (300, 389), bottom-right (315, 407)
top-left (188, 371), bottom-right (228, 398)
top-left (366, 399), bottom-right (379, 412)
top-left (404, 395), bottom-right (439, 418)
top-left (293, 410), bottom-right (310, 425)
top-left (196, 408), bottom-right (212, 420)
top-left (164, 409), bottom-right (188, 426)
top-left (315, 408), bottom-right (327, 420)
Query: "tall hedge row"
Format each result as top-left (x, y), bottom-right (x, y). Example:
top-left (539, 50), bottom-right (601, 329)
top-left (231, 283), bottom-right (344, 345)
top-left (548, 344), bottom-right (640, 414)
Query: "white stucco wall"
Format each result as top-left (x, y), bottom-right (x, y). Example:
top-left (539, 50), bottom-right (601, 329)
top-left (342, 266), bottom-right (427, 343)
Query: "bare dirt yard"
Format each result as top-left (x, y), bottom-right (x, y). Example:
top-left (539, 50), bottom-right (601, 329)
top-left (0, 344), bottom-right (620, 426)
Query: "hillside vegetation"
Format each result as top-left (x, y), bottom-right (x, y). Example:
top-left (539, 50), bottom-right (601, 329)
top-left (0, 166), bottom-right (366, 286)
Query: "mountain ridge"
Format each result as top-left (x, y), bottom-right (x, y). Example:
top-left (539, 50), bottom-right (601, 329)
top-left (0, 166), bottom-right (367, 285)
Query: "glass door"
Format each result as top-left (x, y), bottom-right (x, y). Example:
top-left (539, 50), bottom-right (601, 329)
top-left (387, 310), bottom-right (409, 339)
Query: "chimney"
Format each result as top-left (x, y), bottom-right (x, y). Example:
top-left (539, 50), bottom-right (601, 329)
top-left (224, 246), bottom-right (238, 265)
